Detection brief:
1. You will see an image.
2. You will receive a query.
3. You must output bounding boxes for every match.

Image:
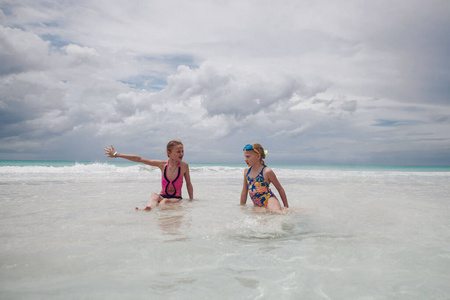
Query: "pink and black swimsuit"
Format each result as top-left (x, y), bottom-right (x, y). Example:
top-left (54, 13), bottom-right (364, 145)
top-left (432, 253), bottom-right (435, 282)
top-left (160, 161), bottom-right (183, 199)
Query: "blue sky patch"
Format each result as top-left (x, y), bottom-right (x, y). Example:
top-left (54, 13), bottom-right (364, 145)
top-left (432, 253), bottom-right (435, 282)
top-left (373, 119), bottom-right (421, 127)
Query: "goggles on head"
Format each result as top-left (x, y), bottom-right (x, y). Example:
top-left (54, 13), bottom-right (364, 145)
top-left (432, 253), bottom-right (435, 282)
top-left (243, 144), bottom-right (261, 155)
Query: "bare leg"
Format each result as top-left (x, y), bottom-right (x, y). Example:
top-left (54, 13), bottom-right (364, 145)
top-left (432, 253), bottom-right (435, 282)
top-left (266, 197), bottom-right (286, 214)
top-left (136, 193), bottom-right (163, 211)
top-left (252, 206), bottom-right (266, 213)
top-left (159, 198), bottom-right (183, 211)
top-left (160, 198), bottom-right (182, 205)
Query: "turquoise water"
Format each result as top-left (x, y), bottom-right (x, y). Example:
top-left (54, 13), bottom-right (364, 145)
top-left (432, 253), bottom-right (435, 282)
top-left (2, 160), bottom-right (449, 172)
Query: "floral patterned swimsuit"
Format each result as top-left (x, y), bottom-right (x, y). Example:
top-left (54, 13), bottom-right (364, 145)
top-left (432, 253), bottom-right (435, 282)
top-left (247, 166), bottom-right (276, 207)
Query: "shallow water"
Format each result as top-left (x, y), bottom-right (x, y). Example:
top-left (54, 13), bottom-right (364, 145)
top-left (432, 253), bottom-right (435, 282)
top-left (1, 163), bottom-right (449, 299)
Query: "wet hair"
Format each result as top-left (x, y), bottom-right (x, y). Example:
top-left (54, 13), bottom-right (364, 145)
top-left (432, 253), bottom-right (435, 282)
top-left (251, 143), bottom-right (266, 165)
top-left (166, 140), bottom-right (183, 157)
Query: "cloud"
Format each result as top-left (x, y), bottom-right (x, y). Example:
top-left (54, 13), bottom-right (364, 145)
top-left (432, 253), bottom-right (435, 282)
top-left (62, 44), bottom-right (99, 65)
top-left (0, 24), bottom-right (128, 146)
top-left (0, 26), bottom-right (51, 75)
top-left (0, 1), bottom-right (449, 165)
top-left (165, 64), bottom-right (314, 118)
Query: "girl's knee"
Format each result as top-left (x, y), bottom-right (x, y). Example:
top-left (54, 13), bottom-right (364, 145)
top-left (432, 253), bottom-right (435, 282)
top-left (149, 193), bottom-right (163, 206)
top-left (150, 193), bottom-right (161, 200)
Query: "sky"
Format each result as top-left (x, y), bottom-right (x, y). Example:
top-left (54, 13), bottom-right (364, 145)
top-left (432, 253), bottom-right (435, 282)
top-left (0, 0), bottom-right (449, 166)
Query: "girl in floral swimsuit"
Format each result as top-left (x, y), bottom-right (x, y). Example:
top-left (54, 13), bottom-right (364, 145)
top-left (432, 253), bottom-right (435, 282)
top-left (240, 143), bottom-right (289, 213)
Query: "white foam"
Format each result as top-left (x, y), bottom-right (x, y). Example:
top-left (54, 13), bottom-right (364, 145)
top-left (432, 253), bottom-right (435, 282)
top-left (0, 162), bottom-right (154, 174)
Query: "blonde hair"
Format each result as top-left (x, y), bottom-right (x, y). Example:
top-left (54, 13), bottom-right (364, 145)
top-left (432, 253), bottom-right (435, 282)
top-left (166, 140), bottom-right (183, 157)
top-left (251, 143), bottom-right (266, 165)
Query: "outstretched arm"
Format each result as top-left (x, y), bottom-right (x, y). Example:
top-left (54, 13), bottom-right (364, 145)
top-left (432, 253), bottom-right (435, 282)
top-left (266, 169), bottom-right (289, 208)
top-left (104, 145), bottom-right (165, 169)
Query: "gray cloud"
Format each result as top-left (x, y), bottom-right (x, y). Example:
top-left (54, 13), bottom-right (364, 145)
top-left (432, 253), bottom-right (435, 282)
top-left (0, 26), bottom-right (51, 75)
top-left (165, 64), bottom-right (313, 118)
top-left (0, 1), bottom-right (449, 165)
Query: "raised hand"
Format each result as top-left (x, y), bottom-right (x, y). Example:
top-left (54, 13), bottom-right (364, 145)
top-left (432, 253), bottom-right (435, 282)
top-left (104, 145), bottom-right (116, 158)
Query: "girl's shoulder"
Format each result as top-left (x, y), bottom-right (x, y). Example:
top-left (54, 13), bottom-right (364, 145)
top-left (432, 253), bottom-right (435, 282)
top-left (262, 166), bottom-right (274, 176)
top-left (263, 165), bottom-right (273, 171)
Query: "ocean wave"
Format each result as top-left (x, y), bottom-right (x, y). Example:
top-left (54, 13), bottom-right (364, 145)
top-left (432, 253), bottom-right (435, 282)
top-left (190, 165), bottom-right (244, 178)
top-left (1, 162), bottom-right (448, 179)
top-left (0, 162), bottom-right (156, 174)
top-left (0, 162), bottom-right (245, 178)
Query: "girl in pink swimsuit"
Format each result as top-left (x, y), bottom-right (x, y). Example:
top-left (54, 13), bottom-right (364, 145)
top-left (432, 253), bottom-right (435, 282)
top-left (161, 160), bottom-right (183, 199)
top-left (240, 143), bottom-right (289, 213)
top-left (104, 140), bottom-right (194, 211)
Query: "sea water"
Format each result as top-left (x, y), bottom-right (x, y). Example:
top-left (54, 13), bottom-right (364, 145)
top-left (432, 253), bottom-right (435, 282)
top-left (0, 161), bottom-right (449, 299)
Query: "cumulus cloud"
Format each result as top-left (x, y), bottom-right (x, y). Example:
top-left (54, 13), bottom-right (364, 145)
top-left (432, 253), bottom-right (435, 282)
top-left (165, 64), bottom-right (310, 118)
top-left (62, 44), bottom-right (99, 65)
top-left (0, 26), bottom-right (51, 75)
top-left (0, 0), bottom-right (449, 165)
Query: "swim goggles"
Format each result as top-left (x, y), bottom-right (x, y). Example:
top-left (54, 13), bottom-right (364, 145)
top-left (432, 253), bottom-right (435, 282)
top-left (243, 144), bottom-right (268, 156)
